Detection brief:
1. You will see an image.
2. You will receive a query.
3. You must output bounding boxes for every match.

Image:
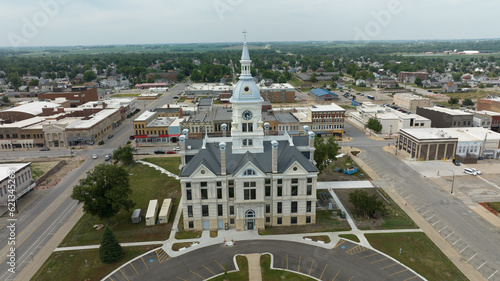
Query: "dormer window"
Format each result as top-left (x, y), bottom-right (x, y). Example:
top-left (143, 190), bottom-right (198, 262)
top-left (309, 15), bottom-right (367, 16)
top-left (243, 169), bottom-right (256, 176)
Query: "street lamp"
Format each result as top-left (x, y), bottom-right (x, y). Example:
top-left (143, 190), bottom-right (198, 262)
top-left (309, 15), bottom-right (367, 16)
top-left (449, 170), bottom-right (455, 194)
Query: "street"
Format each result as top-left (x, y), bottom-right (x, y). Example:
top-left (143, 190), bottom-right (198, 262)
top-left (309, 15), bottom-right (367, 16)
top-left (344, 121), bottom-right (500, 281)
top-left (0, 83), bottom-right (185, 280)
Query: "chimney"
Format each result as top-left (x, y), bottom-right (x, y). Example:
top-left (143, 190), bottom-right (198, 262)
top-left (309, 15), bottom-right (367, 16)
top-left (303, 125), bottom-right (310, 136)
top-left (220, 142), bottom-right (226, 176)
top-left (179, 135), bottom-right (186, 166)
top-left (271, 140), bottom-right (278, 173)
top-left (308, 131), bottom-right (315, 162)
top-left (221, 123), bottom-right (227, 137)
top-left (168, 104), bottom-right (170, 108)
top-left (264, 122), bottom-right (270, 136)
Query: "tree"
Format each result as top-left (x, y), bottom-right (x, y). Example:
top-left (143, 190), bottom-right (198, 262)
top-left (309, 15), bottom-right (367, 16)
top-left (71, 164), bottom-right (134, 224)
top-left (314, 135), bottom-right (340, 172)
top-left (99, 226), bottom-right (123, 263)
top-left (462, 98), bottom-right (474, 106)
top-left (7, 73), bottom-right (22, 90)
top-left (83, 70), bottom-right (97, 82)
top-left (29, 79), bottom-right (39, 86)
top-left (348, 190), bottom-right (386, 217)
top-left (113, 145), bottom-right (134, 165)
top-left (414, 77), bottom-right (422, 86)
top-left (2, 96), bottom-right (10, 103)
top-left (367, 117), bottom-right (382, 133)
top-left (310, 74), bottom-right (318, 83)
top-left (448, 97), bottom-right (459, 105)
top-left (452, 72), bottom-right (462, 82)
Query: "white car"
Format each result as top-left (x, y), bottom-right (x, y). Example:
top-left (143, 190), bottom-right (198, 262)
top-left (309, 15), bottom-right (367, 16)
top-left (469, 168), bottom-right (482, 175)
top-left (463, 168), bottom-right (477, 176)
top-left (92, 154), bottom-right (98, 159)
top-left (173, 147), bottom-right (181, 151)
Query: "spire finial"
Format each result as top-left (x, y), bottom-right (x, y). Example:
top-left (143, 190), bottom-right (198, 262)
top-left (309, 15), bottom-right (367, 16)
top-left (243, 29), bottom-right (247, 42)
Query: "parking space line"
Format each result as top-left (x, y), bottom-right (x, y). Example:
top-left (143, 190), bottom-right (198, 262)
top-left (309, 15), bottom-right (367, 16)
top-left (348, 276), bottom-right (353, 281)
top-left (203, 264), bottom-right (215, 275)
top-left (215, 260), bottom-right (225, 271)
top-left (421, 210), bottom-right (429, 216)
top-left (488, 269), bottom-right (498, 279)
top-left (389, 268), bottom-right (408, 276)
top-left (141, 257), bottom-right (149, 270)
top-left (445, 231), bottom-right (454, 239)
top-left (286, 254), bottom-right (289, 269)
top-left (439, 226), bottom-right (447, 232)
top-left (334, 240), bottom-right (346, 248)
top-left (380, 263), bottom-right (398, 270)
top-left (332, 269), bottom-right (340, 281)
top-left (189, 269), bottom-right (204, 280)
top-left (432, 220), bottom-right (440, 226)
top-left (319, 264), bottom-right (328, 280)
top-left (346, 245), bottom-right (367, 255)
top-left (404, 276), bottom-right (418, 281)
top-left (120, 269), bottom-right (130, 281)
top-left (371, 257), bottom-right (388, 264)
top-left (108, 277), bottom-right (114, 281)
top-left (177, 277), bottom-right (188, 281)
top-left (452, 238), bottom-right (461, 245)
top-left (362, 253), bottom-right (378, 259)
top-left (460, 245), bottom-right (469, 253)
top-left (426, 214), bottom-right (435, 221)
top-left (477, 261), bottom-right (487, 270)
top-left (467, 253), bottom-right (477, 261)
top-left (298, 256), bottom-right (301, 272)
top-left (130, 262), bottom-right (139, 275)
top-left (309, 259), bottom-right (314, 275)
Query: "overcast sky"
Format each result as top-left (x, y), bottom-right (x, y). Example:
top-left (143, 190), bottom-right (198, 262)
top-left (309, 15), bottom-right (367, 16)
top-left (1, 0), bottom-right (499, 47)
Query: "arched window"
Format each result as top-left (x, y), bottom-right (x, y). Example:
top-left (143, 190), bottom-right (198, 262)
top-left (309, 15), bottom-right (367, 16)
top-left (245, 210), bottom-right (255, 218)
top-left (243, 169), bottom-right (256, 176)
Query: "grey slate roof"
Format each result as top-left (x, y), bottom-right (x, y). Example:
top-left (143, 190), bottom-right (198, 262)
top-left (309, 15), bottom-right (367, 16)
top-left (180, 138), bottom-right (318, 177)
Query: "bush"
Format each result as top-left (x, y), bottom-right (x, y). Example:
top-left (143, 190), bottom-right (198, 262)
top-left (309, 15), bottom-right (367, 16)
top-left (98, 140), bottom-right (105, 145)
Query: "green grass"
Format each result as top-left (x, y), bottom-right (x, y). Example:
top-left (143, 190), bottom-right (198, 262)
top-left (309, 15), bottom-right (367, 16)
top-left (377, 188), bottom-right (418, 230)
top-left (261, 254), bottom-right (316, 281)
top-left (338, 234), bottom-right (360, 242)
top-left (259, 210), bottom-right (351, 235)
top-left (339, 105), bottom-right (356, 109)
top-left (349, 85), bottom-right (373, 92)
top-left (142, 156), bottom-right (181, 174)
top-left (178, 97), bottom-right (186, 102)
top-left (208, 255), bottom-right (248, 281)
top-left (30, 161), bottom-right (60, 180)
top-left (365, 233), bottom-right (468, 281)
top-left (60, 162), bottom-right (181, 246)
top-left (485, 202), bottom-right (500, 214)
top-left (31, 245), bottom-right (160, 281)
top-left (444, 91), bottom-right (492, 100)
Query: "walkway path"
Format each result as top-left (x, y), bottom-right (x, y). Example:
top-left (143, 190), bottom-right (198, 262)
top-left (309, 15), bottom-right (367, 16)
top-left (246, 253), bottom-right (262, 281)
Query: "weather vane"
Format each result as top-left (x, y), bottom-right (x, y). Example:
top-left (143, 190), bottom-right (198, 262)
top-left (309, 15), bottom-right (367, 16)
top-left (243, 29), bottom-right (247, 41)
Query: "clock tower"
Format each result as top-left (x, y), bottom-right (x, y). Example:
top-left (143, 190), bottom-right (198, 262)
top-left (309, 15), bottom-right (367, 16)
top-left (230, 31), bottom-right (264, 154)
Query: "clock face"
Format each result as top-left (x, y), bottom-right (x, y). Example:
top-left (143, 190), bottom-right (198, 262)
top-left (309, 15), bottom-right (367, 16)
top-left (242, 110), bottom-right (252, 120)
top-left (243, 86), bottom-right (250, 93)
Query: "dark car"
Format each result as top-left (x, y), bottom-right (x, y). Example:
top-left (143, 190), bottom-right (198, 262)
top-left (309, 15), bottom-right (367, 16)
top-left (166, 150), bottom-right (176, 154)
top-left (105, 154), bottom-right (112, 161)
top-left (129, 135), bottom-right (135, 140)
top-left (40, 147), bottom-right (50, 151)
top-left (154, 150), bottom-right (166, 154)
top-left (452, 159), bottom-right (461, 166)
top-left (108, 134), bottom-right (113, 139)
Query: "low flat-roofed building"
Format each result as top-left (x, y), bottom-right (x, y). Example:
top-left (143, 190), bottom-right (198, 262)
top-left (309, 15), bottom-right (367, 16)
top-left (472, 110), bottom-right (500, 132)
top-left (64, 108), bottom-right (121, 146)
top-left (38, 87), bottom-right (98, 107)
top-left (398, 127), bottom-right (500, 160)
top-left (393, 93), bottom-right (431, 111)
top-left (133, 110), bottom-right (183, 144)
top-left (309, 88), bottom-right (339, 101)
top-left (275, 113), bottom-right (301, 135)
top-left (350, 102), bottom-right (431, 135)
top-left (0, 117), bottom-right (46, 150)
top-left (0, 101), bottom-right (62, 123)
top-left (259, 83), bottom-right (295, 103)
top-left (416, 106), bottom-right (474, 128)
top-left (477, 97), bottom-right (500, 113)
top-left (0, 163), bottom-right (36, 213)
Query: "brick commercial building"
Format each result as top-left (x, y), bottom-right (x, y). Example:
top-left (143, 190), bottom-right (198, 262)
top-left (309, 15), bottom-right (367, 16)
top-left (38, 87), bottom-right (98, 107)
top-left (393, 93), bottom-right (431, 111)
top-left (398, 72), bottom-right (429, 83)
top-left (259, 83), bottom-right (295, 103)
top-left (416, 106), bottom-right (473, 128)
top-left (477, 97), bottom-right (500, 113)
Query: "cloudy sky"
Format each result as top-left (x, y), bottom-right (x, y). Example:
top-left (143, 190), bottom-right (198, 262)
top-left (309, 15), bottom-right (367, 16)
top-left (1, 0), bottom-right (499, 47)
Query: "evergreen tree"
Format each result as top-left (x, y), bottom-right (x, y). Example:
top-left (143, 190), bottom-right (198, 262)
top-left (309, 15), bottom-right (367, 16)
top-left (99, 226), bottom-right (123, 264)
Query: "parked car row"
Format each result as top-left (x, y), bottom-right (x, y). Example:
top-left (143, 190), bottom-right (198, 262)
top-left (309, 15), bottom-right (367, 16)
top-left (154, 150), bottom-right (176, 154)
top-left (383, 103), bottom-right (411, 114)
top-left (464, 168), bottom-right (482, 176)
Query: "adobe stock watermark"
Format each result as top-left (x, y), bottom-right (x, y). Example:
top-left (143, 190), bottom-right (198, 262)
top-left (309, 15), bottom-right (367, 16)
top-left (7, 0), bottom-right (71, 47)
top-left (213, 0), bottom-right (244, 21)
top-left (354, 0), bottom-right (403, 41)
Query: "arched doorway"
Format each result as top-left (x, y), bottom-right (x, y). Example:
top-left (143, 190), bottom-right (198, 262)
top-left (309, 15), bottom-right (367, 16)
top-left (245, 210), bottom-right (255, 230)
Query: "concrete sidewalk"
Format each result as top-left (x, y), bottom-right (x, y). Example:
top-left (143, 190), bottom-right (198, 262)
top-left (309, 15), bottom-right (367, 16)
top-left (246, 254), bottom-right (262, 281)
